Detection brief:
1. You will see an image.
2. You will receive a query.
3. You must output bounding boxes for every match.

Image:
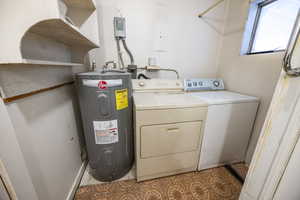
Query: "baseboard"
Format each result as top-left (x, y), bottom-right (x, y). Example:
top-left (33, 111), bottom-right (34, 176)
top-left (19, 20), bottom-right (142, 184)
top-left (199, 160), bottom-right (245, 171)
top-left (66, 160), bottom-right (87, 200)
top-left (137, 167), bottom-right (195, 182)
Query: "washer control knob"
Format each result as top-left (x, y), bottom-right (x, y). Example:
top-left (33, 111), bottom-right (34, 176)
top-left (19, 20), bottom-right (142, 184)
top-left (213, 81), bottom-right (220, 87)
top-left (139, 81), bottom-right (145, 87)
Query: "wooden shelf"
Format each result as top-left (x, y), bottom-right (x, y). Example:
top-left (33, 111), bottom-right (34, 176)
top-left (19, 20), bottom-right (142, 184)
top-left (0, 0), bottom-right (99, 66)
top-left (22, 59), bottom-right (84, 66)
top-left (63, 0), bottom-right (96, 10)
top-left (0, 59), bottom-right (84, 67)
top-left (29, 18), bottom-right (99, 49)
top-left (2, 81), bottom-right (74, 103)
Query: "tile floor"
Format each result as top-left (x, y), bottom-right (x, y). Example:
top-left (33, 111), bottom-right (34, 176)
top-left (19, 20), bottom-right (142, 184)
top-left (80, 163), bottom-right (248, 187)
top-left (76, 166), bottom-right (244, 200)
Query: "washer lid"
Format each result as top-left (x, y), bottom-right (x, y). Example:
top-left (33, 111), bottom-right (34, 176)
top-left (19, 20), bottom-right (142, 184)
top-left (133, 93), bottom-right (207, 110)
top-left (188, 91), bottom-right (259, 105)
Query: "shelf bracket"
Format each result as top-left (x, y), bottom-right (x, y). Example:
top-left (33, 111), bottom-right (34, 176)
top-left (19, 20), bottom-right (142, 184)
top-left (198, 0), bottom-right (226, 18)
top-left (2, 81), bottom-right (74, 103)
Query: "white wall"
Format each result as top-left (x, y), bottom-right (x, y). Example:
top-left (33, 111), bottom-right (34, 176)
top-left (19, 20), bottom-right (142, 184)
top-left (0, 0), bottom-right (98, 199)
top-left (6, 85), bottom-right (83, 200)
top-left (93, 0), bottom-right (283, 163)
top-left (92, 0), bottom-right (227, 78)
top-left (0, 83), bottom-right (85, 200)
top-left (0, 99), bottom-right (39, 200)
top-left (0, 63), bottom-right (87, 200)
top-left (217, 0), bottom-right (283, 163)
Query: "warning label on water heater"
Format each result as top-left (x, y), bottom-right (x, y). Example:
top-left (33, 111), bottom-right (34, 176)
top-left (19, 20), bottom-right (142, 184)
top-left (93, 120), bottom-right (119, 144)
top-left (115, 89), bottom-right (128, 110)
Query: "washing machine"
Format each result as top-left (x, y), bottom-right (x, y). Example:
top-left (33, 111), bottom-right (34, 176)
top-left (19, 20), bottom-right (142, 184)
top-left (132, 79), bottom-right (208, 182)
top-left (184, 79), bottom-right (259, 170)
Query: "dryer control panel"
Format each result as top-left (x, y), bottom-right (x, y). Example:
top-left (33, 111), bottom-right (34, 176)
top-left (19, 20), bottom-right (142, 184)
top-left (132, 79), bottom-right (183, 92)
top-left (184, 79), bottom-right (225, 91)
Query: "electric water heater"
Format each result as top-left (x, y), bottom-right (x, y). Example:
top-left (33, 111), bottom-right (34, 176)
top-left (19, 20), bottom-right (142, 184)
top-left (76, 71), bottom-right (134, 182)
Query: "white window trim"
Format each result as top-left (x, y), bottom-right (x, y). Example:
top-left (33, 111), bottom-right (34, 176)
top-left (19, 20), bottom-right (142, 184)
top-left (241, 0), bottom-right (286, 55)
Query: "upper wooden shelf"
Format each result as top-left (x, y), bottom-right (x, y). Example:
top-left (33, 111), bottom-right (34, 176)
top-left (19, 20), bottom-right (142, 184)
top-left (1, 59), bottom-right (84, 67)
top-left (23, 59), bottom-right (84, 67)
top-left (0, 0), bottom-right (100, 66)
top-left (29, 19), bottom-right (99, 49)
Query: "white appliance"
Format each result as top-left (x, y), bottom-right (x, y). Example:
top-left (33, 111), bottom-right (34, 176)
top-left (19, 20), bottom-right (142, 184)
top-left (132, 79), bottom-right (208, 182)
top-left (184, 79), bottom-right (259, 170)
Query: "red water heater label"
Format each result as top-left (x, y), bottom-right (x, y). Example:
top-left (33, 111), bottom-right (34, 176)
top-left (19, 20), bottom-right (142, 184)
top-left (98, 81), bottom-right (107, 89)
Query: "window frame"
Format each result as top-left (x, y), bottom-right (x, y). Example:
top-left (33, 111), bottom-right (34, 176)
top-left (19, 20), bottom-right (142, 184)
top-left (241, 0), bottom-right (291, 55)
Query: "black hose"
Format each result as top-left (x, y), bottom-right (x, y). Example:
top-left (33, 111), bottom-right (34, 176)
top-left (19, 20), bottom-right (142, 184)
top-left (138, 73), bottom-right (150, 79)
top-left (121, 39), bottom-right (134, 65)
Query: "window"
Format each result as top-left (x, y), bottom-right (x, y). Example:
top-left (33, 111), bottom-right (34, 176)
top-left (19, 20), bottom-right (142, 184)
top-left (241, 0), bottom-right (300, 55)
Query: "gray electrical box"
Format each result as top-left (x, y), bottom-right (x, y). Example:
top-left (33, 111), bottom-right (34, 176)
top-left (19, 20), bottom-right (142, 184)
top-left (76, 71), bottom-right (134, 182)
top-left (114, 17), bottom-right (126, 38)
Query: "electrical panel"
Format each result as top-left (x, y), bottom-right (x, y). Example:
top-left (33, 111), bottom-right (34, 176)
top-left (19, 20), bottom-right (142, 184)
top-left (114, 17), bottom-right (126, 38)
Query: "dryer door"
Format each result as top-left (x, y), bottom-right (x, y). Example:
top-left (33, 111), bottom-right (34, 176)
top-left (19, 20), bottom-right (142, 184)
top-left (140, 121), bottom-right (202, 158)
